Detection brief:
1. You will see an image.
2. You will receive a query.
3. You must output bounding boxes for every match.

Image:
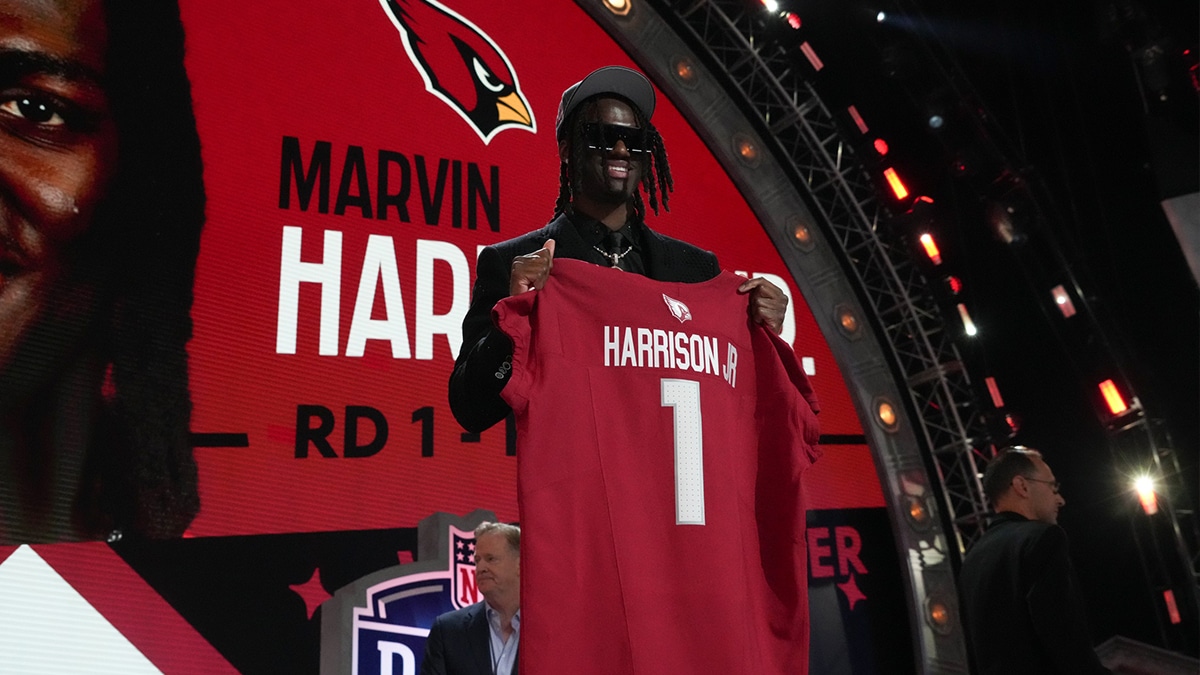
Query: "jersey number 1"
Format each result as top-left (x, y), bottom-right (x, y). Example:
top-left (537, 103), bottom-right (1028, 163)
top-left (661, 378), bottom-right (705, 525)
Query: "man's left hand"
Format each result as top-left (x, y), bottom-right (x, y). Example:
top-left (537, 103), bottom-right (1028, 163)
top-left (738, 277), bottom-right (788, 335)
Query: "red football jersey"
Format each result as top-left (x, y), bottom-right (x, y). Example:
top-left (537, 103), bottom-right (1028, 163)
top-left (495, 259), bottom-right (820, 675)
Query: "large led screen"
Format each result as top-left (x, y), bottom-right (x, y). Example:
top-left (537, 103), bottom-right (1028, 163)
top-left (0, 1), bottom-right (907, 673)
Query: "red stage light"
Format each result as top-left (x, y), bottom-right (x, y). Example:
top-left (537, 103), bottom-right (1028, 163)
top-left (873, 138), bottom-right (889, 155)
top-left (946, 275), bottom-right (963, 295)
top-left (1164, 590), bottom-right (1182, 624)
top-left (956, 303), bottom-right (977, 336)
top-left (786, 12), bottom-right (801, 29)
top-left (883, 167), bottom-right (908, 199)
top-left (1136, 476), bottom-right (1158, 515)
top-left (1051, 285), bottom-right (1076, 318)
top-left (799, 42), bottom-right (824, 71)
top-left (985, 376), bottom-right (1004, 407)
top-left (847, 105), bottom-right (869, 134)
top-left (1098, 379), bottom-right (1128, 415)
top-left (918, 233), bottom-right (941, 265)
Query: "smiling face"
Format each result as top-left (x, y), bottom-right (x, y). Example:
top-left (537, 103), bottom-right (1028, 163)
top-left (0, 0), bottom-right (118, 380)
top-left (563, 96), bottom-right (646, 226)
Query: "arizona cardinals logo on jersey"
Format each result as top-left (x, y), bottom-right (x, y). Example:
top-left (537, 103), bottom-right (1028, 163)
top-left (662, 294), bottom-right (692, 323)
top-left (380, 0), bottom-right (536, 144)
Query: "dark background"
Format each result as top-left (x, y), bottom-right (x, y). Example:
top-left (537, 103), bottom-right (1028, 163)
top-left (771, 0), bottom-right (1197, 656)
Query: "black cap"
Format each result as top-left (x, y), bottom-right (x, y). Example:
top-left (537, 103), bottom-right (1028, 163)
top-left (554, 66), bottom-right (656, 141)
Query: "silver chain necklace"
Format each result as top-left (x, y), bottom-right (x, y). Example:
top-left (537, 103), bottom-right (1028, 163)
top-left (593, 243), bottom-right (633, 268)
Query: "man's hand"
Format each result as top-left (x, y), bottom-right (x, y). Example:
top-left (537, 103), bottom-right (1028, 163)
top-left (738, 276), bottom-right (788, 335)
top-left (509, 239), bottom-right (556, 295)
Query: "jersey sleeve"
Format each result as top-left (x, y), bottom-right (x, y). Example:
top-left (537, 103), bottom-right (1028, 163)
top-left (752, 324), bottom-right (822, 464)
top-left (492, 290), bottom-right (538, 416)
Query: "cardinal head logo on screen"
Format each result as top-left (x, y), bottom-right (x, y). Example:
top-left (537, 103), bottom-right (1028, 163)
top-left (380, 0), bottom-right (536, 144)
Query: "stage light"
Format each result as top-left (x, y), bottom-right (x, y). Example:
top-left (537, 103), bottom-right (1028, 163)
top-left (904, 495), bottom-right (934, 530)
top-left (1051, 285), bottom-right (1076, 318)
top-left (874, 398), bottom-right (900, 431)
top-left (791, 220), bottom-right (815, 252)
top-left (1098, 379), bottom-right (1128, 415)
top-left (602, 0), bottom-right (631, 16)
top-left (847, 105), bottom-right (869, 134)
top-left (737, 137), bottom-right (758, 161)
top-left (873, 138), bottom-right (889, 155)
top-left (957, 303), bottom-right (977, 336)
top-left (908, 498), bottom-right (927, 522)
top-left (928, 114), bottom-right (944, 129)
top-left (918, 233), bottom-right (941, 265)
top-left (840, 310), bottom-right (859, 333)
top-left (985, 376), bottom-right (1005, 407)
top-left (732, 133), bottom-right (761, 169)
top-left (1164, 590), bottom-right (1182, 624)
top-left (673, 58), bottom-right (696, 83)
top-left (883, 167), bottom-right (908, 199)
top-left (929, 603), bottom-right (948, 625)
top-left (945, 275), bottom-right (962, 295)
top-left (877, 11), bottom-right (887, 23)
top-left (1135, 475), bottom-right (1158, 515)
top-left (834, 304), bottom-right (863, 341)
top-left (924, 596), bottom-right (954, 634)
top-left (878, 402), bottom-right (896, 426)
top-left (761, 0), bottom-right (779, 12)
top-left (799, 42), bottom-right (824, 71)
top-left (785, 12), bottom-right (801, 29)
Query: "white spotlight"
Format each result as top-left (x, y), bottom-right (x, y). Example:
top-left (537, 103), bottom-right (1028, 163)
top-left (1135, 475), bottom-right (1158, 515)
top-left (957, 303), bottom-right (977, 337)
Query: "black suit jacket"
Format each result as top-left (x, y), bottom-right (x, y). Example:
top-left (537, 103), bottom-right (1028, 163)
top-left (420, 601), bottom-right (517, 675)
top-left (448, 213), bottom-right (720, 433)
top-left (958, 512), bottom-right (1111, 674)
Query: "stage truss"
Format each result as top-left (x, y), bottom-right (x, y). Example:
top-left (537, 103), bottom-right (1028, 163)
top-left (581, 0), bottom-right (1198, 667)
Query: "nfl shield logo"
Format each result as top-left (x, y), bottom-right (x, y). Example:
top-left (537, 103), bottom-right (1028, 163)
top-left (319, 511), bottom-right (495, 675)
top-left (449, 526), bottom-right (479, 610)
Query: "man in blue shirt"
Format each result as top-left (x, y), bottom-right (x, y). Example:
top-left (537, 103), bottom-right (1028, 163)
top-left (421, 522), bottom-right (520, 675)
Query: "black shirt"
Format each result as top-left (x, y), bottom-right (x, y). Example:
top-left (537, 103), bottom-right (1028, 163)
top-left (568, 211), bottom-right (646, 275)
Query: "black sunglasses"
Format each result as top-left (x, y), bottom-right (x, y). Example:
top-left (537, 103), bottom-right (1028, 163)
top-left (582, 122), bottom-right (649, 154)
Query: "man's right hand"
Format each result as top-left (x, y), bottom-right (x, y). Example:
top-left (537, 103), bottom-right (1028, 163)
top-left (509, 239), bottom-right (556, 295)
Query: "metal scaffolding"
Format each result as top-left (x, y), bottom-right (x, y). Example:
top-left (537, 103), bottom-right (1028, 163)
top-left (660, 0), bottom-right (994, 556)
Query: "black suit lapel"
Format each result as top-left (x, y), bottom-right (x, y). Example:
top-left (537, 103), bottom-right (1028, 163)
top-left (541, 213), bottom-right (592, 262)
top-left (642, 225), bottom-right (674, 281)
top-left (467, 603), bottom-right (492, 675)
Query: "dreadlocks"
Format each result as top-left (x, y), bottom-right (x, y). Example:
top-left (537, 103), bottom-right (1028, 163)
top-left (96, 0), bottom-right (205, 540)
top-left (553, 97), bottom-right (674, 223)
